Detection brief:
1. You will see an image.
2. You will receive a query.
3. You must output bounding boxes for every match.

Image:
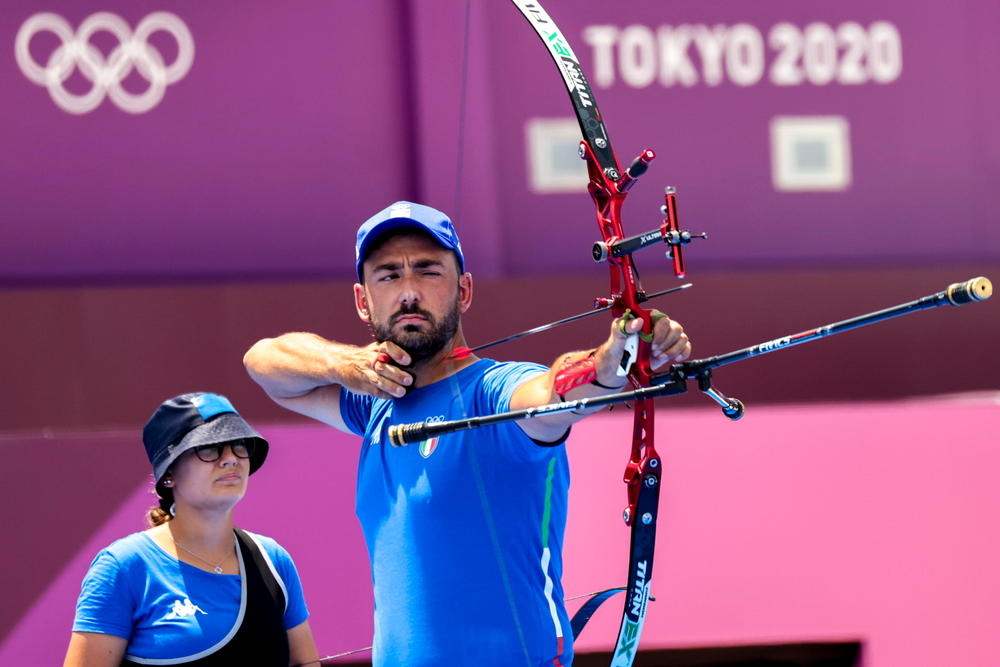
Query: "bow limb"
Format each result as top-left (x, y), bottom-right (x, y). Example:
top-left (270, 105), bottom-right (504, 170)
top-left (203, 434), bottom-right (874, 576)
top-left (510, 1), bottom-right (672, 663)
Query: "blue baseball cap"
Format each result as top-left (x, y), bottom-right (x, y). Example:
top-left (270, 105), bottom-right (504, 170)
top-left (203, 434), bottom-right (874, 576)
top-left (355, 201), bottom-right (465, 281)
top-left (142, 392), bottom-right (269, 484)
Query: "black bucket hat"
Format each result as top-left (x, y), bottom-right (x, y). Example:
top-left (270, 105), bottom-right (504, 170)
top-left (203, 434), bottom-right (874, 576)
top-left (142, 392), bottom-right (269, 483)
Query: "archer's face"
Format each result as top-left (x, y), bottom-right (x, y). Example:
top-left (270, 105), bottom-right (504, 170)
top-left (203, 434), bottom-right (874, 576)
top-left (169, 443), bottom-right (249, 514)
top-left (356, 232), bottom-right (472, 362)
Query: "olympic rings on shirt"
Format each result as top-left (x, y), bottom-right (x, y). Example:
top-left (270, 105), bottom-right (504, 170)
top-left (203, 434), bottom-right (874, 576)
top-left (14, 12), bottom-right (194, 115)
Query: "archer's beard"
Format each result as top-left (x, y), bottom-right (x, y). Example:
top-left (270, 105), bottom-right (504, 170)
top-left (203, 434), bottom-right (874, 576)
top-left (370, 299), bottom-right (462, 364)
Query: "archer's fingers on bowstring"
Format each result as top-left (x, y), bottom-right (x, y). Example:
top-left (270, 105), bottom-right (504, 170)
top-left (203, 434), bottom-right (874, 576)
top-left (354, 345), bottom-right (408, 399)
top-left (377, 341), bottom-right (411, 367)
top-left (370, 348), bottom-right (413, 396)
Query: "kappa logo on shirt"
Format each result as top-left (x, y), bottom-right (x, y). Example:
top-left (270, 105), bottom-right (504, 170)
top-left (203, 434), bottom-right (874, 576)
top-left (164, 598), bottom-right (207, 619)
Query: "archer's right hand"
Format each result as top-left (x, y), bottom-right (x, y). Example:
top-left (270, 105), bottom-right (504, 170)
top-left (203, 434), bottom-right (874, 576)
top-left (347, 342), bottom-right (414, 399)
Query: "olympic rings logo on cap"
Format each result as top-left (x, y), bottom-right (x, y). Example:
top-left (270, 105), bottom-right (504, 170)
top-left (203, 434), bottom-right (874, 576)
top-left (14, 12), bottom-right (194, 115)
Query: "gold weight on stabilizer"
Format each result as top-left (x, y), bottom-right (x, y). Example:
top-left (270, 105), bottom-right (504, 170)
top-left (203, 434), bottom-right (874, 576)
top-left (947, 276), bottom-right (992, 305)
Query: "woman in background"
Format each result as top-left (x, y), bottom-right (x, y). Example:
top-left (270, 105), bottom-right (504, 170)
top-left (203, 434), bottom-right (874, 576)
top-left (64, 392), bottom-right (318, 666)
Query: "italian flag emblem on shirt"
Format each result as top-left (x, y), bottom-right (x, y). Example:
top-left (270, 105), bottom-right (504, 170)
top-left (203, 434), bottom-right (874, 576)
top-left (419, 437), bottom-right (438, 458)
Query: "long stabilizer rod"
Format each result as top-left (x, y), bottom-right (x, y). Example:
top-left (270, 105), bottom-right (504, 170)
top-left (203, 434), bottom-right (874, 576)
top-left (387, 277), bottom-right (991, 446)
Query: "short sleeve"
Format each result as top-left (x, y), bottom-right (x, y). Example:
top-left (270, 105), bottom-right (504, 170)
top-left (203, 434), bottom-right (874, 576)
top-left (480, 361), bottom-right (548, 414)
top-left (259, 538), bottom-right (310, 630)
top-left (72, 550), bottom-right (134, 638)
top-left (339, 389), bottom-right (375, 437)
top-left (477, 361), bottom-right (569, 453)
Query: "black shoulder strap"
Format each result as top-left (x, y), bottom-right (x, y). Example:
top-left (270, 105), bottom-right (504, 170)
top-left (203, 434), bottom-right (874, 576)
top-left (234, 527), bottom-right (286, 614)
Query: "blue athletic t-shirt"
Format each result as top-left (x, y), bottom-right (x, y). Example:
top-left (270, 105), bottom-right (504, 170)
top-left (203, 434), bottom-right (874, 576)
top-left (72, 531), bottom-right (309, 661)
top-left (340, 359), bottom-right (573, 667)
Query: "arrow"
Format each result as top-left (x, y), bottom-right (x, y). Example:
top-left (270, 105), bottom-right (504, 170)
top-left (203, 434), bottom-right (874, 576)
top-left (447, 283), bottom-right (692, 360)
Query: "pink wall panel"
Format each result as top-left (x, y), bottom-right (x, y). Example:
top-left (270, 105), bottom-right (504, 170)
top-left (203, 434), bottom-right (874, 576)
top-left (3, 397), bottom-right (998, 664)
top-left (564, 397), bottom-right (1000, 666)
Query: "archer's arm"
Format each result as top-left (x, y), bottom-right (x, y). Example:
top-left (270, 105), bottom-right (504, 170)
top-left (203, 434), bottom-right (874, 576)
top-left (243, 332), bottom-right (413, 431)
top-left (510, 313), bottom-right (691, 442)
top-left (63, 632), bottom-right (127, 667)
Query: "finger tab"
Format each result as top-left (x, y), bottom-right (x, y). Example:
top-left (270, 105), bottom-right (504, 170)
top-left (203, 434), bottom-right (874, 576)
top-left (373, 351), bottom-right (391, 369)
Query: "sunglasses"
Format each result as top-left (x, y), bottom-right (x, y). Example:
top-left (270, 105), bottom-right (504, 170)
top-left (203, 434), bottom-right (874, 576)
top-left (193, 440), bottom-right (255, 463)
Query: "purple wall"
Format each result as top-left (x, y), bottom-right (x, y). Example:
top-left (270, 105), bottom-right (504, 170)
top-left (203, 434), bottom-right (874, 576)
top-left (3, 0), bottom-right (999, 284)
top-left (2, 0), bottom-right (416, 283)
top-left (4, 398), bottom-right (1000, 664)
top-left (2, 266), bottom-right (995, 432)
top-left (477, 0), bottom-right (1000, 275)
top-left (2, 1), bottom-right (998, 662)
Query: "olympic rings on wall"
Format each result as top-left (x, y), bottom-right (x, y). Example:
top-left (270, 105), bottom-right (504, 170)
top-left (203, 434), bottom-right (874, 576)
top-left (14, 12), bottom-right (195, 115)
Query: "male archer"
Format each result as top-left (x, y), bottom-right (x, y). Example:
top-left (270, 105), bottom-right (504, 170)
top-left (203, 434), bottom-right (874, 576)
top-left (244, 201), bottom-right (691, 666)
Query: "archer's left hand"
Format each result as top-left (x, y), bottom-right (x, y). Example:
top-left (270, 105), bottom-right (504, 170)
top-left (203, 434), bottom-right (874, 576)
top-left (645, 311), bottom-right (691, 370)
top-left (594, 311), bottom-right (691, 384)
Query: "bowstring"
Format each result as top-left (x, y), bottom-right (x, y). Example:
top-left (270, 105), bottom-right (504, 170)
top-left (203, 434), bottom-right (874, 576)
top-left (452, 0), bottom-right (473, 224)
top-left (450, 372), bottom-right (535, 666)
top-left (311, 1), bottom-right (553, 663)
top-left (295, 645), bottom-right (372, 665)
top-left (444, 0), bottom-right (533, 663)
top-left (310, 2), bottom-right (554, 663)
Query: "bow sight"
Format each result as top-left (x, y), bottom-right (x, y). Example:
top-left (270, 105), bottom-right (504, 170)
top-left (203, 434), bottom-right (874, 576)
top-left (591, 167), bottom-right (709, 279)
